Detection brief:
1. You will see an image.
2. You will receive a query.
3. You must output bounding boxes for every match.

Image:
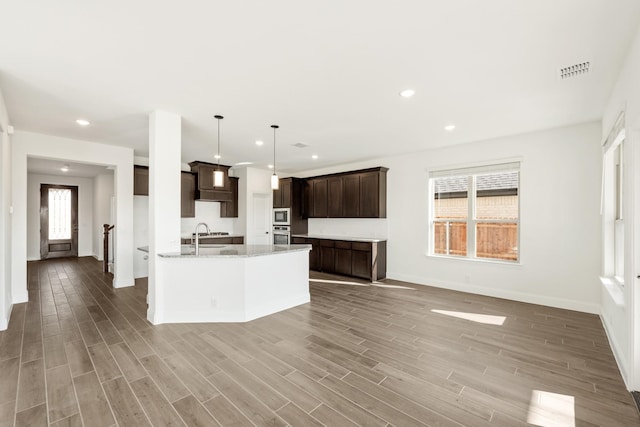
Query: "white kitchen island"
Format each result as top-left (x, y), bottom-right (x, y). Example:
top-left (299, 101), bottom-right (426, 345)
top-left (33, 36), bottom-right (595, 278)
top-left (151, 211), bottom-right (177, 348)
top-left (141, 244), bottom-right (311, 324)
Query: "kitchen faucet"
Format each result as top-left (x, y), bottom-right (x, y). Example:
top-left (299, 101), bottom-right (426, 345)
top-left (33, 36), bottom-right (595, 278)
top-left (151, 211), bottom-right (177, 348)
top-left (194, 222), bottom-right (210, 256)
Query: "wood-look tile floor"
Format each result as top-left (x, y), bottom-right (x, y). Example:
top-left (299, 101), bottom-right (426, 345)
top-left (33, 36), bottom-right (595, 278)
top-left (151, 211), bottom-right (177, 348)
top-left (0, 257), bottom-right (638, 427)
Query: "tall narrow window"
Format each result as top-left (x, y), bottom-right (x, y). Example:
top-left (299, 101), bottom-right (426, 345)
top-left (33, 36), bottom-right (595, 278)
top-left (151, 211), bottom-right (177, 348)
top-left (602, 113), bottom-right (625, 286)
top-left (613, 140), bottom-right (625, 281)
top-left (430, 162), bottom-right (520, 262)
top-left (48, 188), bottom-right (72, 240)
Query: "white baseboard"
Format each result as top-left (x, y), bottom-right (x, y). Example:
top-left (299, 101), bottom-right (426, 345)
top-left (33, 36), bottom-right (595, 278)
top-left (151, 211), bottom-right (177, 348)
top-left (387, 272), bottom-right (600, 314)
top-left (600, 311), bottom-right (630, 390)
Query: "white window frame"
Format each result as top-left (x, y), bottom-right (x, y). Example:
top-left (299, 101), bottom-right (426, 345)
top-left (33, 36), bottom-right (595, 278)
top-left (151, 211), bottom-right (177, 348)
top-left (428, 161), bottom-right (521, 264)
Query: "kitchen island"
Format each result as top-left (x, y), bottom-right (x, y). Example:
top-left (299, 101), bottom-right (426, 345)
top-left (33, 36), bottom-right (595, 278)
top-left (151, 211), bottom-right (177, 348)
top-left (140, 244), bottom-right (311, 324)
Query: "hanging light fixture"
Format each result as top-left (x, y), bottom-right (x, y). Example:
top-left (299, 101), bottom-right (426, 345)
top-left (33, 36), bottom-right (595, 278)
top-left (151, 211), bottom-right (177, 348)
top-left (271, 124), bottom-right (279, 190)
top-left (213, 115), bottom-right (224, 187)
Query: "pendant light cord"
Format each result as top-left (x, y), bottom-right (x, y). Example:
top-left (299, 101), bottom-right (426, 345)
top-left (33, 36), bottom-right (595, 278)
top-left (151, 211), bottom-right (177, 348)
top-left (271, 124), bottom-right (279, 173)
top-left (215, 115), bottom-right (223, 167)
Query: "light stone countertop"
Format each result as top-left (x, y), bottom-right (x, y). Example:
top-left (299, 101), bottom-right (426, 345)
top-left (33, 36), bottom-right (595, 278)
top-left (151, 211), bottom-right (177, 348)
top-left (138, 244), bottom-right (311, 258)
top-left (180, 233), bottom-right (245, 240)
top-left (291, 234), bottom-right (387, 243)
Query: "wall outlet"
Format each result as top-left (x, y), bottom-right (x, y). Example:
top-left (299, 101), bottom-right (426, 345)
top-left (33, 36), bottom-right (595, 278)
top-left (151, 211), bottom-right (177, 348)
top-left (210, 297), bottom-right (217, 308)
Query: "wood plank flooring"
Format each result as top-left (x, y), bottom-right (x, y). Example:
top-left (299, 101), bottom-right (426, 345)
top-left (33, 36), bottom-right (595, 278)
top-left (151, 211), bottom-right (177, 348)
top-left (0, 256), bottom-right (638, 426)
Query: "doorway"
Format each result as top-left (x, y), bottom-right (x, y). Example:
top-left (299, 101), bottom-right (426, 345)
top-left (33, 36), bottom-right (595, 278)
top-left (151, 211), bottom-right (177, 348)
top-left (40, 184), bottom-right (78, 259)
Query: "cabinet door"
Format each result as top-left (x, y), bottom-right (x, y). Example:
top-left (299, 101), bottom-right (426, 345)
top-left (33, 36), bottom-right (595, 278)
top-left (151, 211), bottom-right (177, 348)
top-left (180, 172), bottom-right (196, 218)
top-left (328, 177), bottom-right (343, 217)
top-left (280, 179), bottom-right (292, 208)
top-left (334, 246), bottom-right (352, 276)
top-left (304, 180), bottom-right (313, 218)
top-left (133, 166), bottom-right (149, 196)
top-left (320, 246), bottom-right (335, 272)
top-left (232, 237), bottom-right (244, 244)
top-left (220, 177), bottom-right (239, 217)
top-left (309, 239), bottom-right (320, 270)
top-left (351, 249), bottom-right (372, 280)
top-left (313, 179), bottom-right (328, 217)
top-left (359, 172), bottom-right (380, 218)
top-left (272, 187), bottom-right (281, 208)
top-left (342, 174), bottom-right (360, 217)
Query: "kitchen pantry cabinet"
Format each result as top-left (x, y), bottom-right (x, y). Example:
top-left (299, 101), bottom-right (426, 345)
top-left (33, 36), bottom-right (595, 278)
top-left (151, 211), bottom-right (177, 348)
top-left (304, 167), bottom-right (388, 218)
top-left (292, 237), bottom-right (386, 282)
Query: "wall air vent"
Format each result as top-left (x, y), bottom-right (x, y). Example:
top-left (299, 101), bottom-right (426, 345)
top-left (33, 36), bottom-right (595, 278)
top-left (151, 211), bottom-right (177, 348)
top-left (559, 61), bottom-right (590, 80)
top-left (292, 142), bottom-right (309, 148)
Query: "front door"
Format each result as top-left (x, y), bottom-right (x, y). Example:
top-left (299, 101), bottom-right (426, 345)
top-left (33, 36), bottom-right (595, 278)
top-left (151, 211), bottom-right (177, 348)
top-left (40, 184), bottom-right (78, 259)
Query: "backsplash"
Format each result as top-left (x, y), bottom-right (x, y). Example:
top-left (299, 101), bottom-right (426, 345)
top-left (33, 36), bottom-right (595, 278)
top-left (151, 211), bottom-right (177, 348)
top-left (180, 201), bottom-right (238, 237)
top-left (308, 218), bottom-right (387, 238)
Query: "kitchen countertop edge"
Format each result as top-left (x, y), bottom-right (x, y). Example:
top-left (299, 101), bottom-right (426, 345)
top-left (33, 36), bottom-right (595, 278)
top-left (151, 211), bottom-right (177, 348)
top-left (291, 234), bottom-right (387, 243)
top-left (138, 244), bottom-right (312, 258)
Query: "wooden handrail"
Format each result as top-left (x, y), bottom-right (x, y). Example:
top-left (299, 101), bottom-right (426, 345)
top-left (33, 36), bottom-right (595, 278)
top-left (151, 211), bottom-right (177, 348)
top-left (103, 224), bottom-right (114, 273)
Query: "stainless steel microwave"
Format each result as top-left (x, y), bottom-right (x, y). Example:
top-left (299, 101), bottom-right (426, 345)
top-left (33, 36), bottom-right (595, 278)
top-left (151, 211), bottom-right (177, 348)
top-left (273, 208), bottom-right (291, 225)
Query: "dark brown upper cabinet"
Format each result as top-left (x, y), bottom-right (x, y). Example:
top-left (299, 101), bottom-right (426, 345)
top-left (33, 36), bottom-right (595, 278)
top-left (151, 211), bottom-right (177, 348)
top-left (220, 176), bottom-right (239, 218)
top-left (273, 178), bottom-right (292, 208)
top-left (133, 165), bottom-right (149, 196)
top-left (304, 167), bottom-right (388, 218)
top-left (180, 172), bottom-right (196, 218)
top-left (189, 161), bottom-right (232, 201)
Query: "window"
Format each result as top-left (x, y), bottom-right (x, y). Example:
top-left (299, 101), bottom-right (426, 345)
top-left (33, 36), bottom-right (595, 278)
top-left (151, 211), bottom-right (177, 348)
top-left (602, 113), bottom-right (625, 285)
top-left (430, 162), bottom-right (520, 262)
top-left (48, 187), bottom-right (72, 240)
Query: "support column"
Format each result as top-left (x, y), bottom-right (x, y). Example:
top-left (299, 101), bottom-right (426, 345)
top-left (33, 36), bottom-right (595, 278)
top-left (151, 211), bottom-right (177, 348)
top-left (148, 110), bottom-right (182, 324)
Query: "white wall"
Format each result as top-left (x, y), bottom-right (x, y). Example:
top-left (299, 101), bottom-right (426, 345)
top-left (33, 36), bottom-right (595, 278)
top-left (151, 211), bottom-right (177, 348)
top-left (0, 87), bottom-right (11, 330)
top-left (181, 201), bottom-right (238, 237)
top-left (308, 218), bottom-right (387, 239)
top-left (12, 131), bottom-right (135, 300)
top-left (298, 121), bottom-right (602, 314)
top-left (93, 172), bottom-right (114, 261)
top-left (27, 174), bottom-right (95, 260)
top-left (601, 24), bottom-right (640, 390)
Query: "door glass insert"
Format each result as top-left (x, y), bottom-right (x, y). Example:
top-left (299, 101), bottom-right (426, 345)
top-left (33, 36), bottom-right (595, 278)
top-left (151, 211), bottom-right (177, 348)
top-left (48, 188), bottom-right (72, 240)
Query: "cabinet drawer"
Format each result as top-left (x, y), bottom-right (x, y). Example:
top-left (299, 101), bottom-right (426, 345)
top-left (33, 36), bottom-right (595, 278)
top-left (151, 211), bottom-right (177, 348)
top-left (335, 241), bottom-right (351, 249)
top-left (351, 241), bottom-right (372, 252)
top-left (292, 237), bottom-right (306, 244)
top-left (320, 239), bottom-right (335, 248)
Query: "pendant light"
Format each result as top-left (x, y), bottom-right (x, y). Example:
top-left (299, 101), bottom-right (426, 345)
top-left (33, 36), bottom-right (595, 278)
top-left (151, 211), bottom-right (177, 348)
top-left (213, 115), bottom-right (224, 187)
top-left (271, 124), bottom-right (279, 190)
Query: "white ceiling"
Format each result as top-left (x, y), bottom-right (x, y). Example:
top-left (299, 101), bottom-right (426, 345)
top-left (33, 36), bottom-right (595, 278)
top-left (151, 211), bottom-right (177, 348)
top-left (2, 1), bottom-right (639, 173)
top-left (27, 158), bottom-right (112, 178)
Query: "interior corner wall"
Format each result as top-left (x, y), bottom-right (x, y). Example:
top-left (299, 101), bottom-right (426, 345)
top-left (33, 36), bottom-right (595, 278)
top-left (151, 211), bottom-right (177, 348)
top-left (27, 174), bottom-right (95, 260)
top-left (298, 121), bottom-right (602, 314)
top-left (601, 24), bottom-right (640, 390)
top-left (11, 130), bottom-right (135, 302)
top-left (93, 173), bottom-right (114, 260)
top-left (0, 86), bottom-right (11, 330)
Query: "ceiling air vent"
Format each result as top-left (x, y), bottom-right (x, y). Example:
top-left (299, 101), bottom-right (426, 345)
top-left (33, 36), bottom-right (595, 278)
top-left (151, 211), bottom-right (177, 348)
top-left (292, 142), bottom-right (309, 148)
top-left (559, 61), bottom-right (590, 80)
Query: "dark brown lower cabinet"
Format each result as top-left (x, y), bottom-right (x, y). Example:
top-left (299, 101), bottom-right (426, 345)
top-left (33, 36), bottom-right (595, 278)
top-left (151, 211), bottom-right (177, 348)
top-left (297, 237), bottom-right (386, 282)
top-left (334, 241), bottom-right (352, 276)
top-left (320, 240), bottom-right (335, 272)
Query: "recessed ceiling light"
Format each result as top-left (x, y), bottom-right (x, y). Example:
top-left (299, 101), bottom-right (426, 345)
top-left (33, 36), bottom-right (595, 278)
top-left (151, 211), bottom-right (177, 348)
top-left (311, 155), bottom-right (318, 160)
top-left (214, 154), bottom-right (221, 159)
top-left (61, 164), bottom-right (70, 172)
top-left (399, 89), bottom-right (415, 98)
top-left (268, 164), bottom-right (274, 169)
top-left (235, 162), bottom-right (253, 166)
top-left (444, 124), bottom-right (456, 131)
top-left (255, 140), bottom-right (264, 146)
top-left (76, 119), bottom-right (90, 126)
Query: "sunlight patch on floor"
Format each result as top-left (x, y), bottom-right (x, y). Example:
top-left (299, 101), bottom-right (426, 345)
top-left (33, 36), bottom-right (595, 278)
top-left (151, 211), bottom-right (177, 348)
top-left (431, 309), bottom-right (506, 325)
top-left (309, 278), bottom-right (414, 289)
top-left (527, 390), bottom-right (575, 427)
